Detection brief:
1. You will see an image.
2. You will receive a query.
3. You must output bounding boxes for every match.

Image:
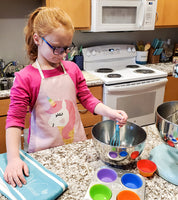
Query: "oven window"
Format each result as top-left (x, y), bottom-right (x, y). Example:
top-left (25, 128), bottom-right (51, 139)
top-left (102, 7), bottom-right (136, 24)
top-left (116, 92), bottom-right (156, 118)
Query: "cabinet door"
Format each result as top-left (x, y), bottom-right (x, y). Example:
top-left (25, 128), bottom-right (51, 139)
top-left (156, 0), bottom-right (178, 27)
top-left (77, 85), bottom-right (103, 139)
top-left (0, 97), bottom-right (31, 153)
top-left (46, 0), bottom-right (91, 29)
top-left (0, 116), bottom-right (6, 153)
top-left (164, 76), bottom-right (178, 102)
top-left (78, 103), bottom-right (102, 127)
top-left (0, 98), bottom-right (10, 116)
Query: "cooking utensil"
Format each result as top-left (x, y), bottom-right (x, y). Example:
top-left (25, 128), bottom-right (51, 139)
top-left (136, 41), bottom-right (145, 51)
top-left (92, 120), bottom-right (147, 167)
top-left (151, 38), bottom-right (159, 49)
top-left (156, 101), bottom-right (178, 148)
top-left (153, 48), bottom-right (163, 56)
top-left (110, 121), bottom-right (120, 146)
top-left (144, 43), bottom-right (151, 51)
top-left (149, 101), bottom-right (178, 186)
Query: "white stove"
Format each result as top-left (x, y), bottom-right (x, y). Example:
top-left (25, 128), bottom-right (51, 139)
top-left (82, 44), bottom-right (168, 126)
top-left (82, 44), bottom-right (167, 85)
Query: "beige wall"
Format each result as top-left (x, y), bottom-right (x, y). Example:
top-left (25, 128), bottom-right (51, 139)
top-left (0, 0), bottom-right (178, 65)
top-left (0, 0), bottom-right (42, 65)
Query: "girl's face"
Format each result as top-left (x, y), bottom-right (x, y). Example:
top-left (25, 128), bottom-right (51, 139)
top-left (34, 26), bottom-right (73, 67)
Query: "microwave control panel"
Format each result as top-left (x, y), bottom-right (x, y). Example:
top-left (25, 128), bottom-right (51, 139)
top-left (144, 1), bottom-right (157, 26)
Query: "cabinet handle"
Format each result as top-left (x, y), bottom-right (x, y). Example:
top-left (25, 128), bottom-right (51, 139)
top-left (79, 109), bottom-right (88, 114)
top-left (155, 12), bottom-right (158, 23)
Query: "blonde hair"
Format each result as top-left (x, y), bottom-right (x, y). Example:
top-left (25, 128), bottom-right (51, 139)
top-left (24, 7), bottom-right (74, 62)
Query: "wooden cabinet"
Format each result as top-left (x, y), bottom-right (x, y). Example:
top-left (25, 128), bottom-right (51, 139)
top-left (0, 116), bottom-right (7, 154)
top-left (156, 0), bottom-right (178, 27)
top-left (0, 98), bottom-right (30, 154)
top-left (0, 85), bottom-right (102, 153)
top-left (46, 0), bottom-right (91, 30)
top-left (77, 85), bottom-right (103, 139)
top-left (0, 98), bottom-right (10, 154)
top-left (164, 76), bottom-right (178, 102)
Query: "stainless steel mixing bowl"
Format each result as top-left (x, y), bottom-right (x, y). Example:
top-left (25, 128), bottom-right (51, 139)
top-left (92, 120), bottom-right (147, 168)
top-left (156, 101), bottom-right (178, 149)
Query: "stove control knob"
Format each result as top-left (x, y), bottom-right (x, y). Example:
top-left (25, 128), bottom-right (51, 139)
top-left (132, 47), bottom-right (136, 52)
top-left (91, 50), bottom-right (97, 56)
top-left (127, 47), bottom-right (132, 52)
top-left (116, 48), bottom-right (120, 53)
top-left (86, 51), bottom-right (91, 57)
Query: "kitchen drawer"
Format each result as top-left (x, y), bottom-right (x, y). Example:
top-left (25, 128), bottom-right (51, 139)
top-left (78, 103), bottom-right (102, 127)
top-left (77, 85), bottom-right (103, 103)
top-left (89, 86), bottom-right (103, 100)
top-left (0, 116), bottom-right (6, 153)
top-left (0, 98), bottom-right (10, 116)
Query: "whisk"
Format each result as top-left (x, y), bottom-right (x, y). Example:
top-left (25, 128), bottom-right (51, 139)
top-left (110, 120), bottom-right (120, 146)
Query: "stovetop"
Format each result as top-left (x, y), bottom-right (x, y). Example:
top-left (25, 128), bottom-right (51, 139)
top-left (82, 44), bottom-right (167, 85)
top-left (86, 65), bottom-right (167, 85)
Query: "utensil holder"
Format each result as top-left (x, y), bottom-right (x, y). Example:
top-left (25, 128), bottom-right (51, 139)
top-left (148, 47), bottom-right (160, 64)
top-left (136, 51), bottom-right (148, 65)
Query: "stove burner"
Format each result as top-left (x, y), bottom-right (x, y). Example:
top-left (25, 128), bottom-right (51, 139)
top-left (96, 68), bottom-right (113, 73)
top-left (126, 65), bottom-right (140, 68)
top-left (134, 69), bottom-right (155, 74)
top-left (107, 73), bottom-right (121, 78)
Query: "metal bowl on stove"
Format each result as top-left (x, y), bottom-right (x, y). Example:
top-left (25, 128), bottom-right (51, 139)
top-left (156, 101), bottom-right (178, 149)
top-left (92, 120), bottom-right (147, 168)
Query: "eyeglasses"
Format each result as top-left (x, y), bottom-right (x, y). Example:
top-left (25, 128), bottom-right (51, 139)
top-left (41, 37), bottom-right (74, 55)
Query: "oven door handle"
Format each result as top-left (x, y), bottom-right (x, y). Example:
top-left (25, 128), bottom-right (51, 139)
top-left (106, 78), bottom-right (168, 92)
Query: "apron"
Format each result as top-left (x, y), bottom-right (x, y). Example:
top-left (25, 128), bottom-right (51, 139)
top-left (28, 60), bottom-right (86, 153)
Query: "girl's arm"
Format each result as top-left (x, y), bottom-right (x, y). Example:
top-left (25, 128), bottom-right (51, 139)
top-left (94, 102), bottom-right (128, 127)
top-left (4, 127), bottom-right (29, 187)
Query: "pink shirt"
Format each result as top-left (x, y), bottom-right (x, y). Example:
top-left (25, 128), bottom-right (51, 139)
top-left (6, 60), bottom-right (101, 129)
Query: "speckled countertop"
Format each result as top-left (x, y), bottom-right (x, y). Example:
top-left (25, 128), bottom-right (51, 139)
top-left (1, 124), bottom-right (177, 200)
top-left (0, 62), bottom-right (174, 99)
top-left (0, 71), bottom-right (103, 99)
top-left (146, 62), bottom-right (175, 76)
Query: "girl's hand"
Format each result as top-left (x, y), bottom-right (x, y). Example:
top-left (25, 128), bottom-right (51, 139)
top-left (110, 110), bottom-right (128, 127)
top-left (4, 157), bottom-right (29, 187)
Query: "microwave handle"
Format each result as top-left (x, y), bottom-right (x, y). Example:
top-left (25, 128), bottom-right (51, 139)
top-left (137, 0), bottom-right (145, 28)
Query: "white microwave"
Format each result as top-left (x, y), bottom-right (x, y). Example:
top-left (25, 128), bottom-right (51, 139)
top-left (90, 0), bottom-right (158, 32)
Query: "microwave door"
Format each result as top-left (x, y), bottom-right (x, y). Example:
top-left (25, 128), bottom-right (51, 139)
top-left (98, 1), bottom-right (141, 31)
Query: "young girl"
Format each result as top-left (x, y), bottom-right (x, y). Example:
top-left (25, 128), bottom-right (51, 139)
top-left (4, 7), bottom-right (128, 187)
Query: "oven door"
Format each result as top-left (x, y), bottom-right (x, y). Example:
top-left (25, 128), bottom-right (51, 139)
top-left (103, 78), bottom-right (167, 126)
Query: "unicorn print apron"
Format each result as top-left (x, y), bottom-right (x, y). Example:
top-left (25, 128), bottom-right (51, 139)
top-left (28, 60), bottom-right (86, 153)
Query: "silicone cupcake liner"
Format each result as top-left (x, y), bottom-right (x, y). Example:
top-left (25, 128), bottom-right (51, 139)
top-left (84, 165), bottom-right (145, 200)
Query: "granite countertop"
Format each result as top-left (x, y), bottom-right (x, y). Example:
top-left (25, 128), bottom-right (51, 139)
top-left (1, 124), bottom-right (177, 200)
top-left (146, 62), bottom-right (175, 76)
top-left (0, 71), bottom-right (103, 99)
